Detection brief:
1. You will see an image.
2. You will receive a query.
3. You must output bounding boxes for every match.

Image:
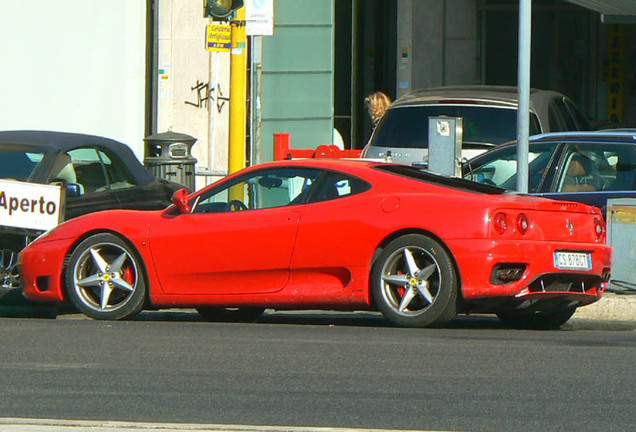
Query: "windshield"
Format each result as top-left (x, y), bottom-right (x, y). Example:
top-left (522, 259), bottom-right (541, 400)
top-left (0, 149), bottom-right (45, 181)
top-left (463, 143), bottom-right (557, 192)
top-left (370, 105), bottom-right (541, 149)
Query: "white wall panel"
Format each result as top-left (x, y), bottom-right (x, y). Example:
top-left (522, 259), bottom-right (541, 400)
top-left (0, 0), bottom-right (147, 158)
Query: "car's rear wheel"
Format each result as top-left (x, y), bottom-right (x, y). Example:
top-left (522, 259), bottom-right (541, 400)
top-left (496, 308), bottom-right (576, 330)
top-left (371, 234), bottom-right (457, 328)
top-left (65, 233), bottom-right (146, 320)
top-left (196, 307), bottom-right (265, 322)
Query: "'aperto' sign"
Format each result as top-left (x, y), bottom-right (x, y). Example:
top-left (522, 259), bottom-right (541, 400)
top-left (0, 180), bottom-right (63, 231)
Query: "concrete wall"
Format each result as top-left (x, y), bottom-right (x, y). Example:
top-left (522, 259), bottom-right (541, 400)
top-left (156, 0), bottom-right (231, 188)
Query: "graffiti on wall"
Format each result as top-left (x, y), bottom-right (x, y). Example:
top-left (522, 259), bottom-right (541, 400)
top-left (185, 80), bottom-right (229, 113)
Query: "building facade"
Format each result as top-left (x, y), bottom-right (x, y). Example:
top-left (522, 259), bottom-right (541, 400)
top-left (2, 1), bottom-right (635, 190)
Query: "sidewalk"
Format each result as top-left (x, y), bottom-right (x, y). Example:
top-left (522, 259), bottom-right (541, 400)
top-left (566, 292), bottom-right (636, 330)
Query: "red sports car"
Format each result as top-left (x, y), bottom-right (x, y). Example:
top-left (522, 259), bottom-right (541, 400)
top-left (18, 160), bottom-right (611, 328)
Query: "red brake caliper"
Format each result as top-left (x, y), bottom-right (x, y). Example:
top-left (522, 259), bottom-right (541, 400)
top-left (397, 271), bottom-right (405, 297)
top-left (122, 267), bottom-right (134, 297)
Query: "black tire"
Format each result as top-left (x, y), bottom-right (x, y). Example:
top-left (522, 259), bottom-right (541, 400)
top-left (196, 307), bottom-right (265, 322)
top-left (371, 234), bottom-right (457, 328)
top-left (65, 233), bottom-right (146, 320)
top-left (497, 308), bottom-right (576, 330)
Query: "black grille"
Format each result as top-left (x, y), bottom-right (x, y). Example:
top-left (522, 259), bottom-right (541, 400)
top-left (527, 274), bottom-right (602, 293)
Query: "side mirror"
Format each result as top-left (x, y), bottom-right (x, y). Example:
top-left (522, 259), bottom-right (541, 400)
top-left (171, 188), bottom-right (191, 213)
top-left (65, 183), bottom-right (83, 198)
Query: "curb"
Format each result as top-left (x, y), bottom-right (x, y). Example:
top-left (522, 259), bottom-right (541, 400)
top-left (565, 292), bottom-right (636, 330)
top-left (0, 418), bottom-right (415, 432)
top-left (572, 292), bottom-right (636, 321)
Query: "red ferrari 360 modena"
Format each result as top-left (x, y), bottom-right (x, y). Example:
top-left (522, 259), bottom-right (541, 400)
top-left (18, 159), bottom-right (611, 328)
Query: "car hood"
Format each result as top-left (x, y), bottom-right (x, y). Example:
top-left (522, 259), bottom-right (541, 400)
top-left (30, 208), bottom-right (168, 245)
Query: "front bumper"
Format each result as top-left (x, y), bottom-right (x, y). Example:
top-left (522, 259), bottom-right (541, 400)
top-left (18, 237), bottom-right (70, 303)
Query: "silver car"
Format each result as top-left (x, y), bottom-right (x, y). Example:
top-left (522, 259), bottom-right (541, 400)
top-left (361, 85), bottom-right (591, 165)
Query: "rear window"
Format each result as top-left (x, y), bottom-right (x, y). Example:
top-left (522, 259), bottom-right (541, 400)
top-left (374, 164), bottom-right (506, 195)
top-left (370, 105), bottom-right (541, 149)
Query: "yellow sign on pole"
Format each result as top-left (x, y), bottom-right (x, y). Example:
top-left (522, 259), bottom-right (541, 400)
top-left (206, 23), bottom-right (231, 52)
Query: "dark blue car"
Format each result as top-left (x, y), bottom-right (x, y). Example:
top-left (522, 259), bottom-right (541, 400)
top-left (463, 131), bottom-right (636, 215)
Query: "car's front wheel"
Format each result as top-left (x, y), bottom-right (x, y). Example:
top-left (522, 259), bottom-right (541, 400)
top-left (371, 234), bottom-right (458, 328)
top-left (65, 233), bottom-right (146, 320)
top-left (496, 308), bottom-right (576, 330)
top-left (196, 307), bottom-right (266, 322)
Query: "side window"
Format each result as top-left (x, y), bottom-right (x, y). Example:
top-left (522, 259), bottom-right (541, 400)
top-left (564, 98), bottom-right (591, 131)
top-left (606, 146), bottom-right (636, 191)
top-left (97, 149), bottom-right (136, 190)
top-left (192, 167), bottom-right (321, 213)
top-left (48, 152), bottom-right (77, 185)
top-left (548, 102), bottom-right (566, 132)
top-left (558, 146), bottom-right (612, 192)
top-left (553, 98), bottom-right (578, 131)
top-left (308, 172), bottom-right (371, 203)
top-left (68, 148), bottom-right (109, 194)
top-left (558, 144), bottom-right (636, 192)
top-left (529, 113), bottom-right (542, 135)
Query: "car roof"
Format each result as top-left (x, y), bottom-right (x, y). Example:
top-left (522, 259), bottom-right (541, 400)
top-left (0, 130), bottom-right (155, 184)
top-left (238, 158), bottom-right (505, 196)
top-left (391, 85), bottom-right (564, 109)
top-left (0, 130), bottom-right (132, 151)
top-left (530, 131), bottom-right (636, 144)
top-left (466, 131), bottom-right (636, 162)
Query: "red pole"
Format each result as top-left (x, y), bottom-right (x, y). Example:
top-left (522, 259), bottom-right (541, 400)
top-left (273, 133), bottom-right (290, 161)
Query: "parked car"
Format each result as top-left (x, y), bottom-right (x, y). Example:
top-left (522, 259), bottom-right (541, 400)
top-left (0, 130), bottom-right (184, 290)
top-left (19, 159), bottom-right (610, 329)
top-left (463, 131), bottom-right (636, 215)
top-left (361, 85), bottom-right (591, 164)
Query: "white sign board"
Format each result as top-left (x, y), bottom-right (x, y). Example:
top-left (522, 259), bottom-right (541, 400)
top-left (0, 180), bottom-right (63, 231)
top-left (245, 0), bottom-right (275, 36)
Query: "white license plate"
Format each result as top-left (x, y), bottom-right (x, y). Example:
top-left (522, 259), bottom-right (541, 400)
top-left (554, 251), bottom-right (591, 270)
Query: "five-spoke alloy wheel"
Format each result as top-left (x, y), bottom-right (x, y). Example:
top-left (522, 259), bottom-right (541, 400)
top-left (65, 233), bottom-right (146, 320)
top-left (371, 234), bottom-right (457, 327)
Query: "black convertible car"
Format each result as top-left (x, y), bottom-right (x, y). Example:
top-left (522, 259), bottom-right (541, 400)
top-left (1, 130), bottom-right (184, 290)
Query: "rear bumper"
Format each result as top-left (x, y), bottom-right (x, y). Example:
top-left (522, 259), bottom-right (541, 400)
top-left (448, 238), bottom-right (611, 302)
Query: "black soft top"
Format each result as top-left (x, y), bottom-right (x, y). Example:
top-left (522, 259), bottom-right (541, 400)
top-left (0, 130), bottom-right (155, 184)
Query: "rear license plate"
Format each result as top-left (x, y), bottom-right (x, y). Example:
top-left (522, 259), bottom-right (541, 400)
top-left (554, 251), bottom-right (591, 271)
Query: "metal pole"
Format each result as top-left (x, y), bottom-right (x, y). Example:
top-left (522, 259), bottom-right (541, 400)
top-left (229, 6), bottom-right (247, 175)
top-left (516, 0), bottom-right (531, 193)
top-left (251, 35), bottom-right (263, 166)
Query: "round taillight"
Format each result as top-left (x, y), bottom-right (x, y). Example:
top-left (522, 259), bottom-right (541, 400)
top-left (517, 213), bottom-right (529, 235)
top-left (493, 212), bottom-right (508, 234)
top-left (594, 217), bottom-right (606, 239)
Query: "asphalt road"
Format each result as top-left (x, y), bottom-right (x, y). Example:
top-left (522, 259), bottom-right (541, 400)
top-left (0, 310), bottom-right (634, 432)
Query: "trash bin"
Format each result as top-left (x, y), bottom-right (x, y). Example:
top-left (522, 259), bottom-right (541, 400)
top-left (144, 131), bottom-right (197, 191)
